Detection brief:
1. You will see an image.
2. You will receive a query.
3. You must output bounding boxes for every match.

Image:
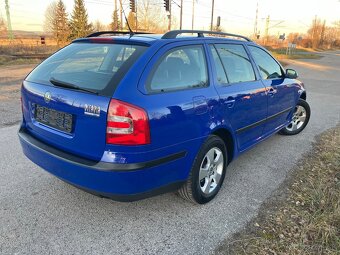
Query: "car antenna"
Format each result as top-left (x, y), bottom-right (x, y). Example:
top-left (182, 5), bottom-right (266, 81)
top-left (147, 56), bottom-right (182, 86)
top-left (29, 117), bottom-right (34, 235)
top-left (119, 0), bottom-right (135, 38)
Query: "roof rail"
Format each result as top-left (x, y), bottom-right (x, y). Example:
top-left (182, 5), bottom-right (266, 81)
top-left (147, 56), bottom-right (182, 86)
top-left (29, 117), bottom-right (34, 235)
top-left (161, 30), bottom-right (252, 41)
top-left (87, 31), bottom-right (153, 38)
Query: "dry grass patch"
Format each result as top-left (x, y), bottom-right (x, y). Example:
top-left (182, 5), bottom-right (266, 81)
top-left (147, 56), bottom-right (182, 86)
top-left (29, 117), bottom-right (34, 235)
top-left (215, 126), bottom-right (340, 255)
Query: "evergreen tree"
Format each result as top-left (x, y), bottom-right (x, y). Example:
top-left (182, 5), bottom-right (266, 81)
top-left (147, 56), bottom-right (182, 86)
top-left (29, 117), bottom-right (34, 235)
top-left (69, 0), bottom-right (93, 39)
top-left (111, 9), bottom-right (120, 31)
top-left (54, 0), bottom-right (69, 46)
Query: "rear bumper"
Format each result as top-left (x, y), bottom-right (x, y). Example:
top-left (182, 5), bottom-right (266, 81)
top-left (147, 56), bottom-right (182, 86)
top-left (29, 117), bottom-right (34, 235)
top-left (18, 126), bottom-right (190, 201)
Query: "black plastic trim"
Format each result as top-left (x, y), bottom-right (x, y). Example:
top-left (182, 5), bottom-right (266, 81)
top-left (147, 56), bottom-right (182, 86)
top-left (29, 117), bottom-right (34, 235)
top-left (236, 107), bottom-right (292, 134)
top-left (86, 31), bottom-right (154, 38)
top-left (67, 180), bottom-right (186, 202)
top-left (162, 30), bottom-right (252, 41)
top-left (18, 126), bottom-right (187, 172)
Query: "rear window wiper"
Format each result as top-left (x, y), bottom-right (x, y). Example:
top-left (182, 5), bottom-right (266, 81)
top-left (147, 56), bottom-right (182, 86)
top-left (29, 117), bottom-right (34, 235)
top-left (49, 77), bottom-right (98, 95)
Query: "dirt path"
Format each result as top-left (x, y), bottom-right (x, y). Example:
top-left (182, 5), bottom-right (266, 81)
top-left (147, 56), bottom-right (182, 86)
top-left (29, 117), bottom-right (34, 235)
top-left (0, 64), bottom-right (37, 127)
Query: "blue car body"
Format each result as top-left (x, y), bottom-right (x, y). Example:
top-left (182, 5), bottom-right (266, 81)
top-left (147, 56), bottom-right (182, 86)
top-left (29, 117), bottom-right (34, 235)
top-left (18, 32), bottom-right (306, 201)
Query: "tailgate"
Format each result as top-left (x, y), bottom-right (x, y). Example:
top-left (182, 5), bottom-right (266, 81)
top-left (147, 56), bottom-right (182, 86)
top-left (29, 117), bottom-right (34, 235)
top-left (22, 81), bottom-right (110, 161)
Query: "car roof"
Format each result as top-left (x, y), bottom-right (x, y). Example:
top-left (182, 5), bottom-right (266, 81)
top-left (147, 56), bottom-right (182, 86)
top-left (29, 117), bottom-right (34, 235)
top-left (74, 30), bottom-right (254, 46)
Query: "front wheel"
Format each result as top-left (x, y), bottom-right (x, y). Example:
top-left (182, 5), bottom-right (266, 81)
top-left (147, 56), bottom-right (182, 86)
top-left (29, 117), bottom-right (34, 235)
top-left (279, 99), bottom-right (311, 135)
top-left (177, 136), bottom-right (227, 204)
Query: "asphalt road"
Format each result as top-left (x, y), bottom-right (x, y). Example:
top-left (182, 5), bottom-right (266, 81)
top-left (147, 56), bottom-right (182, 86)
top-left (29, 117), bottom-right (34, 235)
top-left (0, 52), bottom-right (339, 255)
top-left (0, 64), bottom-right (38, 128)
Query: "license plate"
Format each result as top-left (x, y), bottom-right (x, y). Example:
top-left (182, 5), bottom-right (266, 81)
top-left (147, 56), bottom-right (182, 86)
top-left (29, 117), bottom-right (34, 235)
top-left (35, 105), bottom-right (73, 133)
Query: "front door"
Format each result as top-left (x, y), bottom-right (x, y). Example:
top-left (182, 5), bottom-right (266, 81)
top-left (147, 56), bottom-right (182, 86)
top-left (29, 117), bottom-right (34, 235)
top-left (208, 43), bottom-right (267, 151)
top-left (247, 46), bottom-right (295, 135)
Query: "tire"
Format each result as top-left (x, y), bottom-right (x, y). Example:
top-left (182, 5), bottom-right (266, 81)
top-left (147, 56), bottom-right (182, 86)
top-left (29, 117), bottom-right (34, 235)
top-left (177, 135), bottom-right (227, 204)
top-left (279, 99), bottom-right (311, 135)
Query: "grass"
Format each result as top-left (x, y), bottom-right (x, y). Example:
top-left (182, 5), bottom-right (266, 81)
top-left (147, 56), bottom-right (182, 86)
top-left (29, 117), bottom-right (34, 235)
top-left (272, 52), bottom-right (322, 60)
top-left (0, 44), bottom-right (58, 66)
top-left (265, 46), bottom-right (322, 61)
top-left (0, 44), bottom-right (58, 55)
top-left (0, 55), bottom-right (42, 66)
top-left (215, 126), bottom-right (340, 255)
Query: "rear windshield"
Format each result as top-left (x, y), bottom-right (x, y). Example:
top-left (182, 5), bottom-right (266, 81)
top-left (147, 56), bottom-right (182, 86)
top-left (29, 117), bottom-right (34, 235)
top-left (26, 43), bottom-right (147, 96)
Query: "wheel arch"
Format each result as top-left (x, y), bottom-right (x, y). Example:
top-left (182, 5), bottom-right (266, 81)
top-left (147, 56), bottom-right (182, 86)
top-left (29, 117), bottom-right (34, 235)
top-left (211, 128), bottom-right (235, 164)
top-left (300, 91), bottom-right (307, 100)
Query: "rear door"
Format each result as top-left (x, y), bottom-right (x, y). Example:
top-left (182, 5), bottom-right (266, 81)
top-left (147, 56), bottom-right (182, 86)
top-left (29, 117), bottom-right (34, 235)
top-left (22, 42), bottom-right (147, 160)
top-left (136, 41), bottom-right (220, 149)
top-left (247, 45), bottom-right (295, 135)
top-left (208, 42), bottom-right (267, 151)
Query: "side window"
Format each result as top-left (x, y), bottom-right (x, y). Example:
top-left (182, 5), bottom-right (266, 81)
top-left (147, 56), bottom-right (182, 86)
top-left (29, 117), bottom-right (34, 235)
top-left (215, 44), bottom-right (255, 84)
top-left (147, 45), bottom-right (208, 92)
top-left (248, 46), bottom-right (283, 79)
top-left (209, 45), bottom-right (228, 84)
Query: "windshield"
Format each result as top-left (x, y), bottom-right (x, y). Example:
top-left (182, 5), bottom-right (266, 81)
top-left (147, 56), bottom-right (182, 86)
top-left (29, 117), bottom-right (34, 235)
top-left (26, 43), bottom-right (147, 96)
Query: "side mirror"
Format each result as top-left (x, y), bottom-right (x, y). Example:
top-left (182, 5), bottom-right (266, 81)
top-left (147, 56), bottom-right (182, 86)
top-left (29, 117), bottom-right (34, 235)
top-left (285, 69), bottom-right (298, 79)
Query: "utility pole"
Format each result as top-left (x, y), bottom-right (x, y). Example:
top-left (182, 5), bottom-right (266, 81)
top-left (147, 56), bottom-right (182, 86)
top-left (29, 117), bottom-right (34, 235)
top-left (180, 0), bottom-right (183, 30)
top-left (191, 0), bottom-right (195, 30)
top-left (134, 0), bottom-right (138, 32)
top-left (168, 2), bottom-right (171, 31)
top-left (129, 0), bottom-right (137, 31)
top-left (263, 15), bottom-right (284, 45)
top-left (254, 2), bottom-right (258, 38)
top-left (5, 0), bottom-right (14, 40)
top-left (114, 0), bottom-right (118, 30)
top-left (120, 0), bottom-right (123, 30)
top-left (264, 15), bottom-right (269, 45)
top-left (164, 0), bottom-right (171, 31)
top-left (210, 0), bottom-right (215, 31)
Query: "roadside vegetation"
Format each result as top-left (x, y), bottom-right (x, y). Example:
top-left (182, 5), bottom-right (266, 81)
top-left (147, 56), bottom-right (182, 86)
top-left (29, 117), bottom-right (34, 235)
top-left (0, 44), bottom-right (58, 56)
top-left (267, 46), bottom-right (322, 60)
top-left (0, 45), bottom-right (57, 66)
top-left (0, 55), bottom-right (41, 66)
top-left (215, 126), bottom-right (340, 255)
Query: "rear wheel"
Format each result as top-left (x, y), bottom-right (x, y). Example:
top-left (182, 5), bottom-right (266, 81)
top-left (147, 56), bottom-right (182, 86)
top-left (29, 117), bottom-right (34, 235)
top-left (178, 136), bottom-right (227, 204)
top-left (279, 99), bottom-right (310, 135)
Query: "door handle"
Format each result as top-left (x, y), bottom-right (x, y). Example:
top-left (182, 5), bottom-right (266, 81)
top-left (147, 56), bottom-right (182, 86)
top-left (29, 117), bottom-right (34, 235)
top-left (267, 87), bottom-right (277, 97)
top-left (193, 96), bottom-right (208, 115)
top-left (225, 96), bottom-right (235, 108)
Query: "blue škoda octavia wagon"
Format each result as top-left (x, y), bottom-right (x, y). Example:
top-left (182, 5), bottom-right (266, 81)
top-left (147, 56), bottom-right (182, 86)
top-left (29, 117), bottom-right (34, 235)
top-left (18, 30), bottom-right (310, 204)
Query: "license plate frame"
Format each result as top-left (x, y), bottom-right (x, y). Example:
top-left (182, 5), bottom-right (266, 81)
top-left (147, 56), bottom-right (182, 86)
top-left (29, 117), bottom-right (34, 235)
top-left (34, 104), bottom-right (73, 133)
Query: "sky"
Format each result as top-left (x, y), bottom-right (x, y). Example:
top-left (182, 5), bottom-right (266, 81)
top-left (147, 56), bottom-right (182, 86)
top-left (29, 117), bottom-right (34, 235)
top-left (1, 0), bottom-right (339, 36)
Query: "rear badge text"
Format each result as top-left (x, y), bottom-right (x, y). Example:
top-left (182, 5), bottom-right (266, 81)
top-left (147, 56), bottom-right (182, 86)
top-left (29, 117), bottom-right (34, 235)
top-left (84, 104), bottom-right (101, 117)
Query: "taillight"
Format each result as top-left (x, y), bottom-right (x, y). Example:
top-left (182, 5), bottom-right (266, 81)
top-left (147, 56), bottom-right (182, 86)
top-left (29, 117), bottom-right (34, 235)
top-left (106, 99), bottom-right (150, 145)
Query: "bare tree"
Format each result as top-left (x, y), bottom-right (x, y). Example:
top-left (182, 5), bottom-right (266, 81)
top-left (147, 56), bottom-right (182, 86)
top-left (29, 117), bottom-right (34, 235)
top-left (44, 1), bottom-right (58, 33)
top-left (137, 0), bottom-right (167, 32)
top-left (308, 17), bottom-right (326, 49)
top-left (0, 16), bottom-right (7, 36)
top-left (126, 11), bottom-right (136, 30)
top-left (333, 20), bottom-right (340, 43)
top-left (287, 33), bottom-right (300, 43)
top-left (93, 20), bottom-right (106, 31)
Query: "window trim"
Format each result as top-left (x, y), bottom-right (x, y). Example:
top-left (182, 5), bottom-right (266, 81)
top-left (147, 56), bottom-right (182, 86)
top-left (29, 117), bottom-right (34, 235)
top-left (247, 45), bottom-right (285, 81)
top-left (210, 43), bottom-right (257, 86)
top-left (145, 44), bottom-right (210, 94)
top-left (209, 44), bottom-right (230, 85)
